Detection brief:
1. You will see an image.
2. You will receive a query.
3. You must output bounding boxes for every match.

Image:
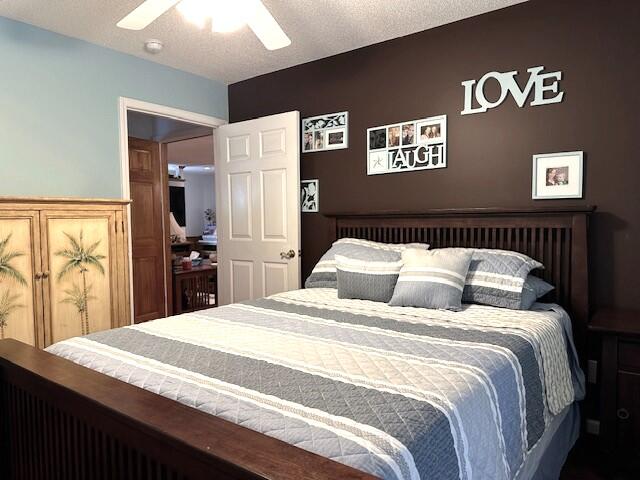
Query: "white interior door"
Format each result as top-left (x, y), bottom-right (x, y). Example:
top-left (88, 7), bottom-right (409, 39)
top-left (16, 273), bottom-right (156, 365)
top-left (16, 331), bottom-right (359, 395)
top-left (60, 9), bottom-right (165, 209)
top-left (215, 111), bottom-right (301, 305)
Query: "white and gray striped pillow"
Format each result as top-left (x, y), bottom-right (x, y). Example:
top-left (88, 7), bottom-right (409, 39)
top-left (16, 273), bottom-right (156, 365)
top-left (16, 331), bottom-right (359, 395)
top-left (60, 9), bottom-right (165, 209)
top-left (305, 238), bottom-right (429, 289)
top-left (445, 248), bottom-right (544, 309)
top-left (389, 248), bottom-right (473, 310)
top-left (335, 254), bottom-right (403, 303)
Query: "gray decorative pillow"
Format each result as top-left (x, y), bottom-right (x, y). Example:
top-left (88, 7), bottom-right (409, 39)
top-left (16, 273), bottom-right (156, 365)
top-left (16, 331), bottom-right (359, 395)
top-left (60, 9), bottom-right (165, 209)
top-left (520, 275), bottom-right (555, 310)
top-left (389, 248), bottom-right (473, 311)
top-left (447, 248), bottom-right (544, 309)
top-left (305, 238), bottom-right (429, 289)
top-left (335, 254), bottom-right (402, 303)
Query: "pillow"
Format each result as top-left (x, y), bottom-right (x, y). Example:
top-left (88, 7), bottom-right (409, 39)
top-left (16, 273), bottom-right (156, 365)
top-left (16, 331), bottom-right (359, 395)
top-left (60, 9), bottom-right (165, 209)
top-left (388, 248), bottom-right (473, 311)
top-left (449, 248), bottom-right (543, 309)
top-left (335, 254), bottom-right (402, 303)
top-left (305, 238), bottom-right (429, 289)
top-left (520, 275), bottom-right (555, 310)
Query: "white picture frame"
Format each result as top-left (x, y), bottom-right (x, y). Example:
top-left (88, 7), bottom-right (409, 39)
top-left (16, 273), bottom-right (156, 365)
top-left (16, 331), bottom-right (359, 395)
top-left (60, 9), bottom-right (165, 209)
top-left (367, 114), bottom-right (447, 176)
top-left (325, 127), bottom-right (347, 150)
top-left (416, 117), bottom-right (446, 145)
top-left (302, 112), bottom-right (348, 153)
top-left (532, 151), bottom-right (584, 199)
top-left (301, 179), bottom-right (319, 212)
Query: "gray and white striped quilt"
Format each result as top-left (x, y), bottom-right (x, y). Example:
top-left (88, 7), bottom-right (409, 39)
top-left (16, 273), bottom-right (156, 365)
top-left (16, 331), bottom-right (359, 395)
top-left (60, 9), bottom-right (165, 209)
top-left (46, 288), bottom-right (583, 480)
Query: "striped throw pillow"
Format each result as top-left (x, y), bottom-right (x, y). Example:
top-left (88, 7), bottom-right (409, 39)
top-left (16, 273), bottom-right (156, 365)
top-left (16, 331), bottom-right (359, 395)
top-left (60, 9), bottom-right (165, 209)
top-left (389, 248), bottom-right (473, 310)
top-left (305, 238), bottom-right (429, 289)
top-left (335, 254), bottom-right (403, 303)
top-left (449, 248), bottom-right (544, 309)
top-left (520, 275), bottom-right (555, 310)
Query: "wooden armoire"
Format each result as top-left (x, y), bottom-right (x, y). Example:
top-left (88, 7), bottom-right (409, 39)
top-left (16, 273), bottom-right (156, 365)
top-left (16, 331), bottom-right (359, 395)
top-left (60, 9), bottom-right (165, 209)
top-left (0, 198), bottom-right (131, 348)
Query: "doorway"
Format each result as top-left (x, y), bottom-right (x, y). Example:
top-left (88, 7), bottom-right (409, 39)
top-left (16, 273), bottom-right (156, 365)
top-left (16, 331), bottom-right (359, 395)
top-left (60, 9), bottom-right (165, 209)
top-left (119, 98), bottom-right (226, 323)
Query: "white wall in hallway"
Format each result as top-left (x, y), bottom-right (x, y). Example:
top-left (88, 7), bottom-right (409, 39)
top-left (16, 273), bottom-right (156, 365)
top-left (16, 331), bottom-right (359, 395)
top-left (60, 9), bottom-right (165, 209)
top-left (184, 171), bottom-right (215, 237)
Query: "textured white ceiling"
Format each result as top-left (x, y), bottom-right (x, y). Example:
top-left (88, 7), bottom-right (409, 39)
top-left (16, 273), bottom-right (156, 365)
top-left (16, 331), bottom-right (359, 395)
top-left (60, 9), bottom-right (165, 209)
top-left (0, 0), bottom-right (527, 84)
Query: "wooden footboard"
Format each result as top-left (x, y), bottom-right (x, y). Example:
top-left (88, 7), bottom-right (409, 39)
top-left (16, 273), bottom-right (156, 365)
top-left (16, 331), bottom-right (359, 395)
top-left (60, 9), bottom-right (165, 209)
top-left (0, 339), bottom-right (375, 480)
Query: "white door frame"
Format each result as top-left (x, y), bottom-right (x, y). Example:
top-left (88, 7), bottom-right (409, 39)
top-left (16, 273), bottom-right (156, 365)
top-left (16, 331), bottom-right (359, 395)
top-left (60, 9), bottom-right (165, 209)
top-left (118, 97), bottom-right (227, 324)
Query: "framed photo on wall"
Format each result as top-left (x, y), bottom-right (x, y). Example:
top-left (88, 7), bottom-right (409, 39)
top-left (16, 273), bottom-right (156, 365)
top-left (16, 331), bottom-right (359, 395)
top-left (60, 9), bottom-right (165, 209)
top-left (532, 151), bottom-right (584, 199)
top-left (301, 179), bottom-right (319, 212)
top-left (416, 117), bottom-right (445, 144)
top-left (302, 112), bottom-right (348, 153)
top-left (325, 127), bottom-right (347, 150)
top-left (366, 114), bottom-right (447, 176)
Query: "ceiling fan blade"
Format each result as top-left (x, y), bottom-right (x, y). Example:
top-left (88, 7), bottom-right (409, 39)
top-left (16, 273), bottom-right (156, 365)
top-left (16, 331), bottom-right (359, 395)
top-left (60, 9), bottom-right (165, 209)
top-left (117, 0), bottom-right (181, 30)
top-left (246, 0), bottom-right (291, 50)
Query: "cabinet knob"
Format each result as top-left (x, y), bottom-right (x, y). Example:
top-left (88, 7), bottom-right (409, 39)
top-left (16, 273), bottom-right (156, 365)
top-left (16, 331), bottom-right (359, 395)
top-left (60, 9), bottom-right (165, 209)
top-left (35, 272), bottom-right (43, 280)
top-left (42, 271), bottom-right (50, 279)
top-left (617, 408), bottom-right (630, 420)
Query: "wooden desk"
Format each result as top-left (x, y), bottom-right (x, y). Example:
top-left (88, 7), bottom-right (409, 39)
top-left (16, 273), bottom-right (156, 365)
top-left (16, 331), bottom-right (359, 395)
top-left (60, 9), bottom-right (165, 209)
top-left (170, 241), bottom-right (195, 259)
top-left (173, 264), bottom-right (217, 314)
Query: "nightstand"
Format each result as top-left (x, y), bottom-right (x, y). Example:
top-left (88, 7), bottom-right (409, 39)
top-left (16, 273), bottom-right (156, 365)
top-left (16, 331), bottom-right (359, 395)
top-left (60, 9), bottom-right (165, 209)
top-left (589, 310), bottom-right (640, 469)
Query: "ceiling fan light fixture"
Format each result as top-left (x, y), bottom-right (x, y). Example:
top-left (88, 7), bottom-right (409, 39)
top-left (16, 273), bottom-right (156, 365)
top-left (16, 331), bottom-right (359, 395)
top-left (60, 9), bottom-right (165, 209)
top-left (176, 0), bottom-right (210, 29)
top-left (176, 0), bottom-right (248, 33)
top-left (210, 2), bottom-right (247, 33)
top-left (117, 0), bottom-right (290, 50)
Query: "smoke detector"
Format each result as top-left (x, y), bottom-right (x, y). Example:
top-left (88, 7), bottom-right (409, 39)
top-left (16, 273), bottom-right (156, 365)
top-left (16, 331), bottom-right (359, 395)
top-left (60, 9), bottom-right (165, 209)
top-left (144, 39), bottom-right (163, 54)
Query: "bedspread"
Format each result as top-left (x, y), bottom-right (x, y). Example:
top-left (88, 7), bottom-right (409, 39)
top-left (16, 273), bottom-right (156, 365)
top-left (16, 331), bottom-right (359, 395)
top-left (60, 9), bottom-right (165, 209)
top-left (47, 288), bottom-right (583, 480)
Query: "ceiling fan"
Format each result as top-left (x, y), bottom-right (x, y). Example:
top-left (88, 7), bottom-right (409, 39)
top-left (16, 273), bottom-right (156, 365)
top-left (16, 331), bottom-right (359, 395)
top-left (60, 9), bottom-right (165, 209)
top-left (117, 0), bottom-right (291, 50)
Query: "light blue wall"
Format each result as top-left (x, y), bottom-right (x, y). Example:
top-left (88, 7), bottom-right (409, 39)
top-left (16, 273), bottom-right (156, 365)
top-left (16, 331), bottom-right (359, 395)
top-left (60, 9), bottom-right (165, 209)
top-left (0, 17), bottom-right (228, 199)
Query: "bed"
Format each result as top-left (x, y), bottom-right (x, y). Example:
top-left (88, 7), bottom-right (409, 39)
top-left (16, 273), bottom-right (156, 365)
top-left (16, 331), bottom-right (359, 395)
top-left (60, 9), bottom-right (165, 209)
top-left (0, 207), bottom-right (593, 480)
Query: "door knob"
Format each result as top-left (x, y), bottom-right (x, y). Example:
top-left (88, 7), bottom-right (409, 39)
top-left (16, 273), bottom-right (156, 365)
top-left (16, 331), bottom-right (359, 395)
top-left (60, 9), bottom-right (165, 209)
top-left (617, 408), bottom-right (630, 420)
top-left (280, 249), bottom-right (296, 260)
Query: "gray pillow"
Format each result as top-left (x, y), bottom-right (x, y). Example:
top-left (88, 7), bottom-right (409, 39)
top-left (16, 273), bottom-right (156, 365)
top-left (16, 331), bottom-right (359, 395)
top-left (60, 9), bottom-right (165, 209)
top-left (446, 248), bottom-right (543, 309)
top-left (305, 238), bottom-right (429, 289)
top-left (520, 275), bottom-right (555, 310)
top-left (335, 254), bottom-right (402, 303)
top-left (389, 248), bottom-right (473, 311)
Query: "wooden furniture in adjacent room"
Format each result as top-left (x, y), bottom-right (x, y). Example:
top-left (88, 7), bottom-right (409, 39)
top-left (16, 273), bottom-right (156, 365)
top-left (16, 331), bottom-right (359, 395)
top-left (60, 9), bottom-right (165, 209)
top-left (129, 137), bottom-right (169, 323)
top-left (0, 197), bottom-right (131, 348)
top-left (173, 264), bottom-right (217, 314)
top-left (170, 240), bottom-right (194, 256)
top-left (589, 309), bottom-right (640, 472)
top-left (0, 207), bottom-right (592, 479)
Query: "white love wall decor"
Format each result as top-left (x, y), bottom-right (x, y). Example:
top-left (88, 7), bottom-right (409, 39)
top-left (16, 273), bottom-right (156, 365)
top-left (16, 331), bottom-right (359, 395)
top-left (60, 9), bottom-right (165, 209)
top-left (461, 66), bottom-right (564, 115)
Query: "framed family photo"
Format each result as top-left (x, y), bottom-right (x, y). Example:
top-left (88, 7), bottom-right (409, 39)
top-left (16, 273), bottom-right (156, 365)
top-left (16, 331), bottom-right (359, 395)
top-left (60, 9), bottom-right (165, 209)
top-left (366, 114), bottom-right (447, 176)
top-left (532, 151), bottom-right (584, 199)
top-left (416, 117), bottom-right (445, 144)
top-left (302, 112), bottom-right (348, 153)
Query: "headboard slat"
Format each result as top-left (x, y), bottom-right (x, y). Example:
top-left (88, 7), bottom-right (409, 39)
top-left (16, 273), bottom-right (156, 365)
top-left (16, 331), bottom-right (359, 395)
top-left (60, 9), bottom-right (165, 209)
top-left (325, 207), bottom-right (594, 362)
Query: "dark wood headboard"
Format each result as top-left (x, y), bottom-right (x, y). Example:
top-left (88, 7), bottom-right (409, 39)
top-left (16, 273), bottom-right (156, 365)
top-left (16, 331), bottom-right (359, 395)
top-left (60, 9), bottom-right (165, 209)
top-left (325, 206), bottom-right (594, 359)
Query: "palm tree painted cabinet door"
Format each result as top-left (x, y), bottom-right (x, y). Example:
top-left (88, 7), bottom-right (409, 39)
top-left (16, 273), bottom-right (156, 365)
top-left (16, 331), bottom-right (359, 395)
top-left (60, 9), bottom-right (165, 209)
top-left (41, 211), bottom-right (118, 345)
top-left (0, 211), bottom-right (42, 347)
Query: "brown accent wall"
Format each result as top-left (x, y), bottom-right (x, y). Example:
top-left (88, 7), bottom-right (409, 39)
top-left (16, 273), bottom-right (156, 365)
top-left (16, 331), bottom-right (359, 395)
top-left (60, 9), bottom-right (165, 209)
top-left (229, 0), bottom-right (640, 311)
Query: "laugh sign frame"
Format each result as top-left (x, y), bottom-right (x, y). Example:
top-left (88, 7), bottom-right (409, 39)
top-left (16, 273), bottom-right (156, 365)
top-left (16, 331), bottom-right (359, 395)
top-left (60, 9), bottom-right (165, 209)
top-left (367, 114), bottom-right (447, 175)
